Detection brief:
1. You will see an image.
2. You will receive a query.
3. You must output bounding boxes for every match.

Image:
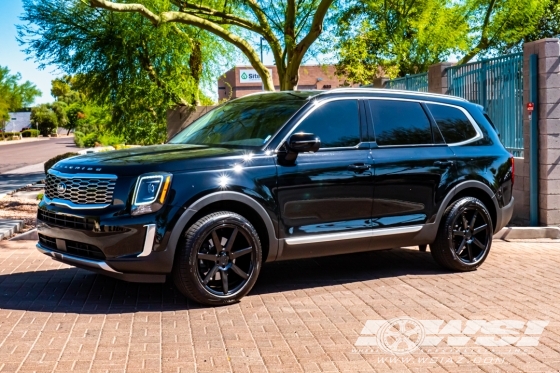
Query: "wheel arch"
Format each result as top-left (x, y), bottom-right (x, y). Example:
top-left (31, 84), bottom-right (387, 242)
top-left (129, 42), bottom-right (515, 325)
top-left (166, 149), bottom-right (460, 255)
top-left (165, 192), bottom-right (278, 264)
top-left (439, 180), bottom-right (499, 232)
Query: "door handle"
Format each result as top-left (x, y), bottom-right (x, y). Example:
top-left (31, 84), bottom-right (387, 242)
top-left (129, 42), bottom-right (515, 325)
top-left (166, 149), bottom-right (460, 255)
top-left (348, 164), bottom-right (371, 172)
top-left (434, 160), bottom-right (454, 168)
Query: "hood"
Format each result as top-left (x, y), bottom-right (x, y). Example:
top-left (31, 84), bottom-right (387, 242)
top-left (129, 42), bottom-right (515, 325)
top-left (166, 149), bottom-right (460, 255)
top-left (52, 144), bottom-right (246, 175)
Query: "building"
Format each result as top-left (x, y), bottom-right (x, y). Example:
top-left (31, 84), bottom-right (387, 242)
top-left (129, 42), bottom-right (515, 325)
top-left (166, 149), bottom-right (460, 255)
top-left (4, 109), bottom-right (32, 132)
top-left (217, 65), bottom-right (355, 100)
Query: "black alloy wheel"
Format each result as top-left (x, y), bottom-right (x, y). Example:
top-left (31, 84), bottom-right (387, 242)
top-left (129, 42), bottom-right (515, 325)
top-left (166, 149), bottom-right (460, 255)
top-left (450, 204), bottom-right (492, 264)
top-left (196, 224), bottom-right (254, 296)
top-left (173, 211), bottom-right (262, 306)
top-left (431, 197), bottom-right (493, 271)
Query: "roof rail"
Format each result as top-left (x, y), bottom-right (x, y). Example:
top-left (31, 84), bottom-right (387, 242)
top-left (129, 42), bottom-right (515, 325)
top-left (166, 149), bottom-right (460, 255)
top-left (318, 88), bottom-right (468, 102)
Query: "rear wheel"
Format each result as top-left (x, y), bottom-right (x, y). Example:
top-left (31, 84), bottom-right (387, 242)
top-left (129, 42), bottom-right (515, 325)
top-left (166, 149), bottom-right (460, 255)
top-left (431, 197), bottom-right (493, 271)
top-left (173, 211), bottom-right (262, 306)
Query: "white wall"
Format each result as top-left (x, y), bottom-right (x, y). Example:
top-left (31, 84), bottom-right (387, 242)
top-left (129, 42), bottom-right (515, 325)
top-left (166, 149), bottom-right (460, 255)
top-left (5, 112), bottom-right (32, 132)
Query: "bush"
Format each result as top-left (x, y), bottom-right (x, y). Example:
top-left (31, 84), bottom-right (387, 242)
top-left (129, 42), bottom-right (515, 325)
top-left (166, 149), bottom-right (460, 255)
top-left (44, 152), bottom-right (80, 174)
top-left (21, 129), bottom-right (40, 138)
top-left (1, 132), bottom-right (19, 140)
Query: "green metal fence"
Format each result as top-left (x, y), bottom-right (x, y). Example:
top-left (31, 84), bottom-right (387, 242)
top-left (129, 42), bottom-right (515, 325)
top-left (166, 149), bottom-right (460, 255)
top-left (447, 53), bottom-right (524, 156)
top-left (385, 72), bottom-right (429, 92)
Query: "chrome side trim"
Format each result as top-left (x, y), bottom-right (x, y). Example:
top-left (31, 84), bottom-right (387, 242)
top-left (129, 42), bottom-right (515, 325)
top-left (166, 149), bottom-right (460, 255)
top-left (36, 243), bottom-right (122, 274)
top-left (43, 196), bottom-right (110, 210)
top-left (317, 88), bottom-right (469, 102)
top-left (48, 169), bottom-right (118, 180)
top-left (138, 224), bottom-right (156, 257)
top-left (285, 225), bottom-right (423, 246)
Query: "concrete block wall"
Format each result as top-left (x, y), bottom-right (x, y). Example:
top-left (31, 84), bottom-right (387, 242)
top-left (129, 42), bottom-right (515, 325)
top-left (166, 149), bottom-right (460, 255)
top-left (523, 38), bottom-right (560, 225)
top-left (166, 105), bottom-right (217, 141)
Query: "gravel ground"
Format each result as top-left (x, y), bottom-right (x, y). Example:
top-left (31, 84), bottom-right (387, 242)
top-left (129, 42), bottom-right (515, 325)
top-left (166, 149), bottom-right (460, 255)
top-left (0, 193), bottom-right (39, 235)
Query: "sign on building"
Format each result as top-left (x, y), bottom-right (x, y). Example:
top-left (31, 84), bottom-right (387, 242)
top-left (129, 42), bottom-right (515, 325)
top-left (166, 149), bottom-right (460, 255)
top-left (239, 69), bottom-right (272, 84)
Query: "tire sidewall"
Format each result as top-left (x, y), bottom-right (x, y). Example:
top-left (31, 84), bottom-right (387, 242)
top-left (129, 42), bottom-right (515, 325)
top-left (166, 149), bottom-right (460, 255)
top-left (183, 213), bottom-right (262, 305)
top-left (445, 198), bottom-right (493, 271)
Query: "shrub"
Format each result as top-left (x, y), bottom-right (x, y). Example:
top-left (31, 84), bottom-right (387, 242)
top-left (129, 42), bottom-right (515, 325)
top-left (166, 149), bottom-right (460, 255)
top-left (44, 152), bottom-right (79, 174)
top-left (21, 129), bottom-right (40, 138)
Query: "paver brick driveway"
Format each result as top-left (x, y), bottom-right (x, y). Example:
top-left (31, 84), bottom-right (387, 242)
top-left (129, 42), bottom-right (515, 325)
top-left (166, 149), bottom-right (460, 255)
top-left (0, 240), bottom-right (559, 373)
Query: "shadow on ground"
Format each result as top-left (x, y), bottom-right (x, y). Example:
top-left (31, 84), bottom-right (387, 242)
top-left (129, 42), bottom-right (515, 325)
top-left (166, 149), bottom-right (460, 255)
top-left (0, 247), bottom-right (447, 313)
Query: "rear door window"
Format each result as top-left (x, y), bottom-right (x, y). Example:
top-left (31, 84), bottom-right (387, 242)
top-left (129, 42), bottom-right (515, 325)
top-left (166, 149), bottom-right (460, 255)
top-left (368, 100), bottom-right (433, 146)
top-left (426, 103), bottom-right (478, 144)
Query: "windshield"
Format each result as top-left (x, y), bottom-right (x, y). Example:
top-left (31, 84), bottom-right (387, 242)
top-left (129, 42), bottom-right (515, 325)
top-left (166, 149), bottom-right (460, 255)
top-left (168, 99), bottom-right (307, 148)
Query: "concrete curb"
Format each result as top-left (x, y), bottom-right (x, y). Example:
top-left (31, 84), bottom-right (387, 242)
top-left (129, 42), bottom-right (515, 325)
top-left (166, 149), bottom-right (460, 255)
top-left (494, 226), bottom-right (560, 240)
top-left (0, 220), bottom-right (24, 240)
top-left (9, 228), bottom-right (38, 241)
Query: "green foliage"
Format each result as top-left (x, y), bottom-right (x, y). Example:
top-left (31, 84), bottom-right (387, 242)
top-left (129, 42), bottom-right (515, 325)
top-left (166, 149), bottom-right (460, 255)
top-left (21, 129), bottom-right (39, 137)
top-left (36, 192), bottom-right (44, 201)
top-left (333, 0), bottom-right (550, 83)
top-left (31, 104), bottom-right (59, 136)
top-left (44, 152), bottom-right (79, 174)
top-left (19, 0), bottom-right (234, 145)
top-left (0, 132), bottom-right (20, 141)
top-left (0, 66), bottom-right (41, 122)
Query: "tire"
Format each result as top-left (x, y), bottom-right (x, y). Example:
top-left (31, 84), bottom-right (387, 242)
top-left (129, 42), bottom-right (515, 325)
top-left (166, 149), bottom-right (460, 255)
top-left (173, 211), bottom-right (263, 306)
top-left (430, 197), bottom-right (493, 272)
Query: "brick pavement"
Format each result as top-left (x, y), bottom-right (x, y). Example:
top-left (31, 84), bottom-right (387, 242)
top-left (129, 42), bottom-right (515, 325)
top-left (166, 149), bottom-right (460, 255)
top-left (0, 240), bottom-right (559, 372)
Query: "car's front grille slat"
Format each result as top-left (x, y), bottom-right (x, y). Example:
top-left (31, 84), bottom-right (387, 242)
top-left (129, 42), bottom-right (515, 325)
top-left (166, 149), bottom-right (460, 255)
top-left (45, 173), bottom-right (116, 206)
top-left (39, 234), bottom-right (106, 260)
top-left (37, 210), bottom-right (95, 230)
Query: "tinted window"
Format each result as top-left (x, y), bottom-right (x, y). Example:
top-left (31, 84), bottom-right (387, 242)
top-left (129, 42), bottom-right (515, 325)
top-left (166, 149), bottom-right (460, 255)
top-left (169, 99), bottom-right (306, 148)
top-left (368, 100), bottom-right (433, 146)
top-left (295, 100), bottom-right (360, 148)
top-left (427, 104), bottom-right (478, 143)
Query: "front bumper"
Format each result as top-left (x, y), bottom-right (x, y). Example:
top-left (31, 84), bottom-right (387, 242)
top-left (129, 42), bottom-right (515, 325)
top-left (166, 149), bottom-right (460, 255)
top-left (36, 201), bottom-right (181, 280)
top-left (36, 242), bottom-right (166, 283)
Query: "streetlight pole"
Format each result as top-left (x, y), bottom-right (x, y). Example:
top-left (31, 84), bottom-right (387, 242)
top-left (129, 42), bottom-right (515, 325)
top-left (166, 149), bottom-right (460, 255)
top-left (260, 37), bottom-right (265, 91)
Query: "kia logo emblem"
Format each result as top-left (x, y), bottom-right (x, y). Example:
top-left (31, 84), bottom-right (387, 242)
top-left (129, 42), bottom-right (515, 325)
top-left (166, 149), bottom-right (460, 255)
top-left (57, 183), bottom-right (67, 193)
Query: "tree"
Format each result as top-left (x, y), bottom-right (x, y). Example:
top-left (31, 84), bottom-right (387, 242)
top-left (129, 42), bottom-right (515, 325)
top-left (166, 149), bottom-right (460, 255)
top-left (334, 0), bottom-right (468, 82)
top-left (19, 0), bottom-right (231, 144)
top-left (334, 0), bottom-right (548, 83)
top-left (458, 0), bottom-right (548, 64)
top-left (0, 66), bottom-right (41, 126)
top-left (31, 104), bottom-right (58, 136)
top-left (86, 0), bottom-right (335, 91)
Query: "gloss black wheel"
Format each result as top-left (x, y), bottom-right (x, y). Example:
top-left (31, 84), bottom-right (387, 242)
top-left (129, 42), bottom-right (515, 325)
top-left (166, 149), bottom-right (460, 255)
top-left (173, 211), bottom-right (262, 306)
top-left (431, 197), bottom-right (493, 271)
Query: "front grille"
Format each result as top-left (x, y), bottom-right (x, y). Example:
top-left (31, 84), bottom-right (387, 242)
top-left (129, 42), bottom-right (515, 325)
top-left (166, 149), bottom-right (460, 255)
top-left (45, 172), bottom-right (116, 206)
top-left (39, 234), bottom-right (57, 250)
top-left (39, 234), bottom-right (106, 260)
top-left (38, 210), bottom-right (95, 230)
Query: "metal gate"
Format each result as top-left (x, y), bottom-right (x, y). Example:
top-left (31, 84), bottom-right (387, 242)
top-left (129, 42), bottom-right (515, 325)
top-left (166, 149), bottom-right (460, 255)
top-left (447, 53), bottom-right (524, 156)
top-left (385, 72), bottom-right (428, 92)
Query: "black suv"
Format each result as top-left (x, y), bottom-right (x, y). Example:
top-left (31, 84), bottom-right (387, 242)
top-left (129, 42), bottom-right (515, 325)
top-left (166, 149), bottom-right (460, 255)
top-left (37, 89), bottom-right (514, 305)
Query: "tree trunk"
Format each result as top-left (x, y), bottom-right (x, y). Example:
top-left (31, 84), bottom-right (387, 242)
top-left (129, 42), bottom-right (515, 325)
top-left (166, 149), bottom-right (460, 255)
top-left (279, 60), bottom-right (299, 90)
top-left (189, 39), bottom-right (203, 105)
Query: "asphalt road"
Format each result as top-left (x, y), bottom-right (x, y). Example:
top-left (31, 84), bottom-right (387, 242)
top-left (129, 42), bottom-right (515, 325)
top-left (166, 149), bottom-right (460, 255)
top-left (0, 137), bottom-right (78, 195)
top-left (0, 137), bottom-right (77, 174)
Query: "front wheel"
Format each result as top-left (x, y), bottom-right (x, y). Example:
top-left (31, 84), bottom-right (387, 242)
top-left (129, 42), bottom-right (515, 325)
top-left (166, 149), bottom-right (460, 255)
top-left (431, 197), bottom-right (493, 272)
top-left (173, 211), bottom-right (262, 306)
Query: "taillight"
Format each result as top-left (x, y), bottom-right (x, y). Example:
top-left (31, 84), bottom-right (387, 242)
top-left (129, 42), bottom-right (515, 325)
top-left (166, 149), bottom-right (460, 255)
top-left (510, 154), bottom-right (515, 186)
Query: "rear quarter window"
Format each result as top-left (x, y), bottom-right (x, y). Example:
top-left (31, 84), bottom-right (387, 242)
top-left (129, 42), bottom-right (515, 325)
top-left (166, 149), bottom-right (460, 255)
top-left (426, 103), bottom-right (478, 144)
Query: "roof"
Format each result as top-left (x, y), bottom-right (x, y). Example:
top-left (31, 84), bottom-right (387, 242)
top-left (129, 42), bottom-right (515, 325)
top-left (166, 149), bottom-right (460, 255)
top-left (231, 88), bottom-right (470, 107)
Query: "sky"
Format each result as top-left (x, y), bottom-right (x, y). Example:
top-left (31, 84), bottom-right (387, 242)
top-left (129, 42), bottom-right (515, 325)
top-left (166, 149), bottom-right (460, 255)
top-left (0, 1), bottom-right (61, 105)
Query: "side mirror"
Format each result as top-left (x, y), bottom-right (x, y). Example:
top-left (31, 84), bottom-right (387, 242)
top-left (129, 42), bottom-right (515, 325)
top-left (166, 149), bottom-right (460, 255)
top-left (279, 132), bottom-right (321, 163)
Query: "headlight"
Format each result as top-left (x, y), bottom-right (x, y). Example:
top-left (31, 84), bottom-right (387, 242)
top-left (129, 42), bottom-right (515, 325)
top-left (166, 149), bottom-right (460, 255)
top-left (131, 173), bottom-right (172, 216)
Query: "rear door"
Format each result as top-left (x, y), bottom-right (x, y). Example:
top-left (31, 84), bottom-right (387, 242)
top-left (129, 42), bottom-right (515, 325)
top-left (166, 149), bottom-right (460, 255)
top-left (367, 98), bottom-right (456, 229)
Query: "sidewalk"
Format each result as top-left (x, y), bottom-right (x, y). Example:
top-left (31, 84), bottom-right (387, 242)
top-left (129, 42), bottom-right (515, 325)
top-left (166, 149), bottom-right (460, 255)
top-left (0, 137), bottom-right (51, 146)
